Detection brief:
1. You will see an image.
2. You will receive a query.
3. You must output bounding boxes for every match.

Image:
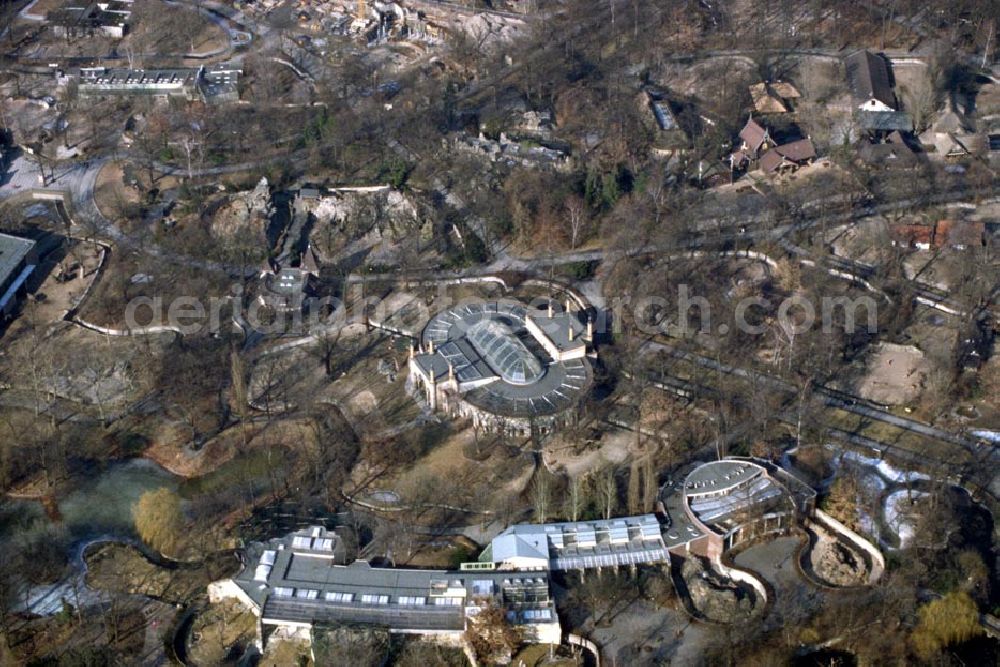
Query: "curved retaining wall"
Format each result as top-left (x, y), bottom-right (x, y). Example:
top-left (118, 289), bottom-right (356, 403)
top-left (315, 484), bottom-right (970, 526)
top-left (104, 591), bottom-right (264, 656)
top-left (62, 241), bottom-right (110, 320)
top-left (672, 553), bottom-right (772, 625)
top-left (565, 633), bottom-right (600, 667)
top-left (521, 278), bottom-right (588, 311)
top-left (71, 319), bottom-right (183, 336)
top-left (715, 558), bottom-right (770, 608)
top-left (794, 525), bottom-right (872, 592)
top-left (390, 275), bottom-right (510, 290)
top-left (812, 509), bottom-right (885, 585)
top-left (358, 273), bottom-right (593, 314)
top-left (668, 557), bottom-right (720, 625)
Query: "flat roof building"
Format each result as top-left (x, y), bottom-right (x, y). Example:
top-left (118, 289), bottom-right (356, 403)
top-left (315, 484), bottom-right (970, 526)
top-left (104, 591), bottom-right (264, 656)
top-left (680, 459), bottom-right (814, 559)
top-left (210, 526), bottom-right (561, 648)
top-left (77, 64), bottom-right (241, 102)
top-left (482, 515), bottom-right (670, 572)
top-left (49, 1), bottom-right (132, 39)
top-left (209, 460), bottom-right (831, 652)
top-left (79, 67), bottom-right (199, 96)
top-left (0, 234), bottom-right (38, 319)
top-left (481, 460), bottom-right (821, 570)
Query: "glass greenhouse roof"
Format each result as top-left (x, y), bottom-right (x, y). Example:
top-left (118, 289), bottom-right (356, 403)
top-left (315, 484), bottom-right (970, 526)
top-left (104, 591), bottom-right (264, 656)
top-left (467, 320), bottom-right (543, 385)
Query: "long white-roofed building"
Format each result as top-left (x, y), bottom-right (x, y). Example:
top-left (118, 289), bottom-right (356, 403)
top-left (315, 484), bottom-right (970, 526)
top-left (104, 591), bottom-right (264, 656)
top-left (481, 514), bottom-right (670, 572)
top-left (209, 525), bottom-right (561, 649)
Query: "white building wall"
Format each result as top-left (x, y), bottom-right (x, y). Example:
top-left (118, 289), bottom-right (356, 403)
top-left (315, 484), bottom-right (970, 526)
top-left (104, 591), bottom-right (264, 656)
top-left (528, 621), bottom-right (563, 646)
top-left (497, 556), bottom-right (549, 570)
top-left (859, 98), bottom-right (894, 112)
top-left (208, 578), bottom-right (261, 615)
top-left (524, 315), bottom-right (586, 362)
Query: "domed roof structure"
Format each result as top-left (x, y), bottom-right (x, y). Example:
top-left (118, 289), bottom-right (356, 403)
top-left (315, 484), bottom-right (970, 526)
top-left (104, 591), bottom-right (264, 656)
top-left (467, 319), bottom-right (543, 385)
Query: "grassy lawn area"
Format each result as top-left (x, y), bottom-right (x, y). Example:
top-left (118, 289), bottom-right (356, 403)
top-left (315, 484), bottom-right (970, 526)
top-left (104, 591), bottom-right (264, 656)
top-left (177, 447), bottom-right (282, 499)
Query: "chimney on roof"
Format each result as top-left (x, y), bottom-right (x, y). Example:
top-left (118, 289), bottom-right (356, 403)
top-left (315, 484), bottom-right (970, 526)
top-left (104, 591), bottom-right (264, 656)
top-left (586, 315), bottom-right (593, 341)
top-left (565, 297), bottom-right (571, 313)
top-left (548, 300), bottom-right (554, 318)
top-left (409, 341), bottom-right (415, 360)
top-left (568, 324), bottom-right (574, 342)
top-left (428, 339), bottom-right (434, 354)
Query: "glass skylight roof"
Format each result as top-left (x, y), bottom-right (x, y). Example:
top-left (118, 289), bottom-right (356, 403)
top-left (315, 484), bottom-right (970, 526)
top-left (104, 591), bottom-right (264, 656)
top-left (467, 320), bottom-right (543, 385)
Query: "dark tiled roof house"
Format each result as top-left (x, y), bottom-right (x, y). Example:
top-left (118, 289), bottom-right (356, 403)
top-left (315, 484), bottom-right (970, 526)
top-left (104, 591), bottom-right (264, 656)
top-left (845, 50), bottom-right (896, 112)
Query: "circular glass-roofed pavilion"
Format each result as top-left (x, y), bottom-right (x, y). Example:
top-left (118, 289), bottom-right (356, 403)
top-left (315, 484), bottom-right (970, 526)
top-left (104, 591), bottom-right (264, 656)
top-left (467, 319), bottom-right (543, 385)
top-left (409, 299), bottom-right (593, 436)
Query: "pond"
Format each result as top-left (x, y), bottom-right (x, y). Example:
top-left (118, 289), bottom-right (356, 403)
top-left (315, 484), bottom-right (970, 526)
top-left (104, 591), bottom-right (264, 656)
top-left (57, 458), bottom-right (181, 538)
top-left (176, 447), bottom-right (276, 500)
top-left (0, 458), bottom-right (181, 615)
top-left (1, 458), bottom-right (180, 543)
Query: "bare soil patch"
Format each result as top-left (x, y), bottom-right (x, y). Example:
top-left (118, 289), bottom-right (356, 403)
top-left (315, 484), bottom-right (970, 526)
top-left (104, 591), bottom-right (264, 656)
top-left (857, 343), bottom-right (929, 406)
top-left (824, 218), bottom-right (890, 265)
top-left (0, 321), bottom-right (169, 409)
top-left (93, 161), bottom-right (142, 220)
top-left (22, 0), bottom-right (67, 16)
top-left (349, 422), bottom-right (532, 518)
top-left (84, 542), bottom-right (233, 604)
top-left (187, 599), bottom-right (257, 666)
top-left (147, 417), bottom-right (321, 478)
top-left (805, 525), bottom-right (869, 587)
top-left (79, 245), bottom-right (232, 329)
top-left (544, 427), bottom-right (634, 478)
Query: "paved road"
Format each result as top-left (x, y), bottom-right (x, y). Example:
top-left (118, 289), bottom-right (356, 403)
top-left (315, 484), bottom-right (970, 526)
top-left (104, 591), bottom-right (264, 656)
top-left (0, 153), bottom-right (258, 278)
top-left (1, 152), bottom-right (92, 196)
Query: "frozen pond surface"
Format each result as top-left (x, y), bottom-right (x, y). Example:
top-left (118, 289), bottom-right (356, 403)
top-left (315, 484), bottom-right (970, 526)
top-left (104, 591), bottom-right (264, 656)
top-left (839, 450), bottom-right (930, 484)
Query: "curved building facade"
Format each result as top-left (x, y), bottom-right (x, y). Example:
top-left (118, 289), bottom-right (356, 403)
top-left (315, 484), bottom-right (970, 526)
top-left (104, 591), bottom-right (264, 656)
top-left (677, 460), bottom-right (815, 559)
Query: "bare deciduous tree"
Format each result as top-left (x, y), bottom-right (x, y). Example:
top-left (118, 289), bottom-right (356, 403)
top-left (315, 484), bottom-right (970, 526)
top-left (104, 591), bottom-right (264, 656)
top-left (596, 464), bottom-right (618, 520)
top-left (564, 194), bottom-right (586, 250)
top-left (531, 471), bottom-right (552, 523)
top-left (564, 473), bottom-right (585, 521)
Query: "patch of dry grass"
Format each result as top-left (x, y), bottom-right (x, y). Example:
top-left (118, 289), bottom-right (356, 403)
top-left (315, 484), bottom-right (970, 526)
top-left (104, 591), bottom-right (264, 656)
top-left (188, 600), bottom-right (257, 666)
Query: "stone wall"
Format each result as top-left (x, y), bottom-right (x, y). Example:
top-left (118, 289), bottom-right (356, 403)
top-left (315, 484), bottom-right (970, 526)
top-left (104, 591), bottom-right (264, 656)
top-left (813, 509), bottom-right (885, 585)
